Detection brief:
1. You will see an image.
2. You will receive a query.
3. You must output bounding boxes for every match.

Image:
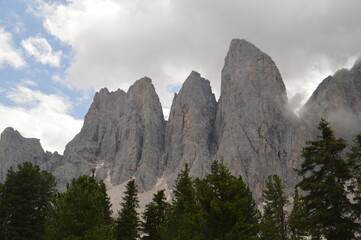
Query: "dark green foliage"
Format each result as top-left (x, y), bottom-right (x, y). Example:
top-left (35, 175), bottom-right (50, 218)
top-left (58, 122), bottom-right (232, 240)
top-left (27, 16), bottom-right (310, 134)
top-left (348, 135), bottom-right (361, 212)
top-left (289, 188), bottom-right (307, 240)
top-left (142, 189), bottom-right (170, 240)
top-left (260, 174), bottom-right (288, 240)
top-left (297, 119), bottom-right (357, 240)
top-left (196, 160), bottom-right (260, 240)
top-left (0, 182), bottom-right (4, 240)
top-left (0, 162), bottom-right (57, 240)
top-left (161, 164), bottom-right (203, 240)
top-left (348, 134), bottom-right (361, 236)
top-left (114, 179), bottom-right (140, 240)
top-left (45, 172), bottom-right (113, 240)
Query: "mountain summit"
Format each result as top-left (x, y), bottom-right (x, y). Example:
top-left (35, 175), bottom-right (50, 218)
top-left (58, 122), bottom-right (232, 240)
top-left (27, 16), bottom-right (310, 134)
top-left (1, 39), bottom-right (360, 207)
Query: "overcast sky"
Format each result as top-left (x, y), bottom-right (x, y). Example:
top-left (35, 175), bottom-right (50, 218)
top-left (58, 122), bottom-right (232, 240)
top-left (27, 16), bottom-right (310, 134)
top-left (0, 0), bottom-right (360, 153)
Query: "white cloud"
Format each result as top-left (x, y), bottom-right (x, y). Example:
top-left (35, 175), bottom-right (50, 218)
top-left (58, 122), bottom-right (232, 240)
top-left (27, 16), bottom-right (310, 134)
top-left (31, 0), bottom-right (361, 110)
top-left (162, 107), bottom-right (170, 120)
top-left (21, 36), bottom-right (62, 67)
top-left (0, 84), bottom-right (83, 153)
top-left (0, 27), bottom-right (26, 69)
top-left (20, 79), bottom-right (38, 86)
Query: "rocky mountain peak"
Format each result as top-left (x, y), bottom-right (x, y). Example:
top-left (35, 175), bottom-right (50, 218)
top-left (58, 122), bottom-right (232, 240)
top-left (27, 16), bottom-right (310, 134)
top-left (214, 38), bottom-right (299, 198)
top-left (164, 71), bottom-right (217, 181)
top-left (1, 127), bottom-right (20, 139)
top-left (177, 71), bottom-right (214, 100)
top-left (352, 57), bottom-right (361, 71)
top-left (228, 39), bottom-right (267, 61)
top-left (301, 58), bottom-right (361, 138)
top-left (1, 39), bottom-right (359, 209)
top-left (0, 127), bottom-right (43, 153)
top-left (53, 77), bottom-right (166, 192)
top-left (223, 38), bottom-right (287, 107)
top-left (0, 127), bottom-right (46, 181)
top-left (126, 77), bottom-right (162, 115)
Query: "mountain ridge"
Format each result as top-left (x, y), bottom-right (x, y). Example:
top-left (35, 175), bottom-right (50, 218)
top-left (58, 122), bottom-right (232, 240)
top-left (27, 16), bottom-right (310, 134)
top-left (1, 39), bottom-right (360, 209)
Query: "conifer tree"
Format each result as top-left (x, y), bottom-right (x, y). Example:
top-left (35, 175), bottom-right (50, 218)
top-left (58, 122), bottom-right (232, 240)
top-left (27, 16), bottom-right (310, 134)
top-left (142, 189), bottom-right (170, 240)
top-left (0, 181), bottom-right (4, 240)
top-left (289, 188), bottom-right (306, 240)
top-left (0, 162), bottom-right (56, 240)
top-left (45, 172), bottom-right (113, 240)
top-left (260, 174), bottom-right (288, 240)
top-left (297, 119), bottom-right (357, 240)
top-left (114, 179), bottom-right (140, 240)
top-left (160, 164), bottom-right (202, 240)
top-left (348, 136), bottom-right (361, 204)
top-left (196, 160), bottom-right (260, 240)
top-left (348, 134), bottom-right (361, 235)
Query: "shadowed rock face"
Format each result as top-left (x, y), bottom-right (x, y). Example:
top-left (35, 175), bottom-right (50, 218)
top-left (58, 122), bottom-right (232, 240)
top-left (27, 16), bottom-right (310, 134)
top-left (0, 39), bottom-right (359, 203)
top-left (164, 71), bottom-right (217, 184)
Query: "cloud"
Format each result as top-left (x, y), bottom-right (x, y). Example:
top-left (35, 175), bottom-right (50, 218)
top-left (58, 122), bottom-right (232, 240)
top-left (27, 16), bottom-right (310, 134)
top-left (163, 107), bottom-right (170, 120)
top-left (0, 83), bottom-right (83, 153)
top-left (0, 27), bottom-right (26, 69)
top-left (31, 0), bottom-right (361, 110)
top-left (21, 79), bottom-right (38, 86)
top-left (21, 36), bottom-right (62, 67)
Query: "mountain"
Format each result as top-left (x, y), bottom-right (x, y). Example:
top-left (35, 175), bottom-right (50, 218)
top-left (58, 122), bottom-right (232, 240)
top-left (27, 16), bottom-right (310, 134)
top-left (0, 39), bottom-right (360, 207)
top-left (0, 127), bottom-right (46, 181)
top-left (163, 71), bottom-right (217, 185)
top-left (54, 77), bottom-right (166, 192)
top-left (300, 59), bottom-right (361, 139)
top-left (213, 39), bottom-right (307, 196)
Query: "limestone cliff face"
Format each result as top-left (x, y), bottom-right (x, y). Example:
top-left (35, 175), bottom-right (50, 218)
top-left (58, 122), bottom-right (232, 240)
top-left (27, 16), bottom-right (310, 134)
top-left (110, 77), bottom-right (165, 190)
top-left (53, 77), bottom-right (165, 191)
top-left (0, 127), bottom-right (47, 181)
top-left (53, 88), bottom-right (127, 190)
top-left (0, 39), bottom-right (359, 204)
top-left (213, 39), bottom-right (306, 197)
top-left (164, 71), bottom-right (217, 183)
top-left (301, 59), bottom-right (361, 138)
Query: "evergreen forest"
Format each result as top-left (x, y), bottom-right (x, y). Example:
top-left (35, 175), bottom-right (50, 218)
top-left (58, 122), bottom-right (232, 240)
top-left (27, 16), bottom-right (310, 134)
top-left (1, 119), bottom-right (361, 240)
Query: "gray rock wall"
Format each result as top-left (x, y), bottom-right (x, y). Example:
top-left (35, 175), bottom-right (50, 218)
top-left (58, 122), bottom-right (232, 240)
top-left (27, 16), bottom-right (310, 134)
top-left (163, 71), bottom-right (217, 186)
top-left (0, 40), bottom-right (360, 202)
top-left (213, 39), bottom-right (306, 197)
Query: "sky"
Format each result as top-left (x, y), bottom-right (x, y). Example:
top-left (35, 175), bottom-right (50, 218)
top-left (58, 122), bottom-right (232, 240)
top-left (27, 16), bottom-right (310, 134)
top-left (0, 0), bottom-right (360, 153)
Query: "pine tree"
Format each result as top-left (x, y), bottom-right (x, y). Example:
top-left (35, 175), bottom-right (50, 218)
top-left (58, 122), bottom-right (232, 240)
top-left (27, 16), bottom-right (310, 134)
top-left (196, 160), bottom-right (260, 240)
top-left (0, 162), bottom-right (56, 240)
top-left (45, 172), bottom-right (113, 240)
top-left (114, 179), bottom-right (140, 240)
top-left (160, 164), bottom-right (202, 240)
top-left (289, 188), bottom-right (307, 240)
top-left (142, 189), bottom-right (170, 240)
top-left (348, 135), bottom-right (361, 205)
top-left (348, 134), bottom-right (361, 235)
top-left (297, 119), bottom-right (357, 240)
top-left (260, 174), bottom-right (288, 240)
top-left (0, 181), bottom-right (4, 240)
